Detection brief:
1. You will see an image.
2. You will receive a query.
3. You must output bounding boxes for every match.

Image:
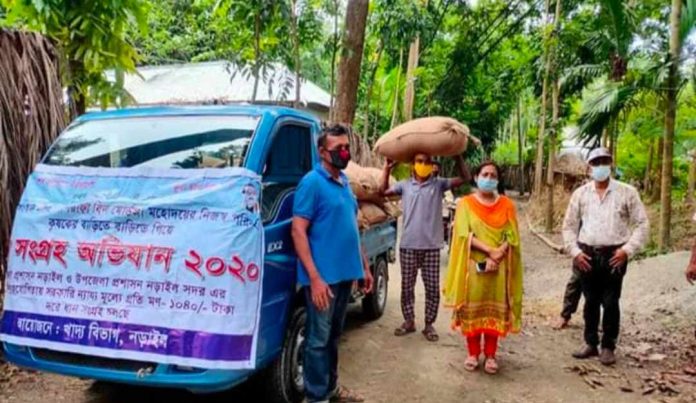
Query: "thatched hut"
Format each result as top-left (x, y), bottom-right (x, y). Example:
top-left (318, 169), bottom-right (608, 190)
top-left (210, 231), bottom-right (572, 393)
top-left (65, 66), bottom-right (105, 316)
top-left (553, 151), bottom-right (588, 191)
top-left (0, 29), bottom-right (66, 305)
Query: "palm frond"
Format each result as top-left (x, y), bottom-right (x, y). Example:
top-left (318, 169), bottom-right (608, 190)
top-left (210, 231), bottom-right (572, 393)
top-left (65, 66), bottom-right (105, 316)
top-left (629, 57), bottom-right (669, 92)
top-left (681, 0), bottom-right (696, 45)
top-left (561, 63), bottom-right (607, 94)
top-left (576, 80), bottom-right (640, 146)
top-left (597, 0), bottom-right (635, 57)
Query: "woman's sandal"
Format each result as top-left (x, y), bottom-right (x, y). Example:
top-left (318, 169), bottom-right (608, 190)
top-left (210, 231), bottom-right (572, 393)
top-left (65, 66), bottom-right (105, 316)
top-left (422, 326), bottom-right (439, 342)
top-left (464, 356), bottom-right (479, 372)
top-left (394, 322), bottom-right (416, 336)
top-left (484, 357), bottom-right (499, 375)
top-left (331, 385), bottom-right (365, 402)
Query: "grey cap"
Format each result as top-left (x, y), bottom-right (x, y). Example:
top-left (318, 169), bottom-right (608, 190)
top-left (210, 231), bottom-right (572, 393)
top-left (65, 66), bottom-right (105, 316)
top-left (587, 147), bottom-right (613, 163)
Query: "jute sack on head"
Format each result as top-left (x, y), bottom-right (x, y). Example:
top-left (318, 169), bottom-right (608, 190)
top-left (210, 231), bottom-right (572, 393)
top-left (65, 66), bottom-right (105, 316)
top-left (359, 202), bottom-right (389, 225)
top-left (373, 116), bottom-right (469, 162)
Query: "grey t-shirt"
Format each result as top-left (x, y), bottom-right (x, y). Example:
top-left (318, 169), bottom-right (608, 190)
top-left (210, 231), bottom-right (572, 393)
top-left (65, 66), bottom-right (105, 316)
top-left (392, 177), bottom-right (452, 250)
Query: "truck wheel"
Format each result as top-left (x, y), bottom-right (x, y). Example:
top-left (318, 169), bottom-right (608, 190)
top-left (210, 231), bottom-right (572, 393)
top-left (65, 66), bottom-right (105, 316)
top-left (362, 257), bottom-right (388, 320)
top-left (261, 306), bottom-right (306, 403)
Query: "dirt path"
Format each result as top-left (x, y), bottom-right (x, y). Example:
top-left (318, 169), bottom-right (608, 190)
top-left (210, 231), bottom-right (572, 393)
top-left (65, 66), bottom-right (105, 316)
top-left (2, 203), bottom-right (696, 402)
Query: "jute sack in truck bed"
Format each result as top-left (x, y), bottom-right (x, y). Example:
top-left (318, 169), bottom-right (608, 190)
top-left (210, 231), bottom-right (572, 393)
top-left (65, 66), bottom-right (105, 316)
top-left (359, 202), bottom-right (389, 225)
top-left (344, 162), bottom-right (395, 202)
top-left (382, 201), bottom-right (401, 218)
top-left (357, 200), bottom-right (400, 231)
top-left (373, 116), bottom-right (469, 162)
top-left (357, 209), bottom-right (369, 230)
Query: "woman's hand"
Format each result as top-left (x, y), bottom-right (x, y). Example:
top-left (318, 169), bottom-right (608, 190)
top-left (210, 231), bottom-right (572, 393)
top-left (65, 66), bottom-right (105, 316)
top-left (485, 258), bottom-right (499, 273)
top-left (488, 244), bottom-right (508, 263)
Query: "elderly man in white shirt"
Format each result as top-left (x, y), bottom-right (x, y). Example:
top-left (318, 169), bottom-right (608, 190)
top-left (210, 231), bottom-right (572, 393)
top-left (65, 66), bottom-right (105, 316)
top-left (562, 147), bottom-right (649, 366)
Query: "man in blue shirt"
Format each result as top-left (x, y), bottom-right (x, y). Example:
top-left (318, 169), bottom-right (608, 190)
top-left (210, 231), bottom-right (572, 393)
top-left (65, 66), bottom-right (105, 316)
top-left (292, 123), bottom-right (373, 403)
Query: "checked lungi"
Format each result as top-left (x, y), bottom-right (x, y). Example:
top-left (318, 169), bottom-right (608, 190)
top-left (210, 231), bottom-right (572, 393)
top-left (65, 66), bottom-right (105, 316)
top-left (399, 248), bottom-right (441, 325)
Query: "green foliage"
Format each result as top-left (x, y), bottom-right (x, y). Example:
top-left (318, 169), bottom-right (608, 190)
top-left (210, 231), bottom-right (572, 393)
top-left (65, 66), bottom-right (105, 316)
top-left (132, 0), bottom-right (220, 65)
top-left (417, 0), bottom-right (540, 151)
top-left (491, 141), bottom-right (519, 165)
top-left (1, 0), bottom-right (148, 113)
top-left (615, 84), bottom-right (696, 191)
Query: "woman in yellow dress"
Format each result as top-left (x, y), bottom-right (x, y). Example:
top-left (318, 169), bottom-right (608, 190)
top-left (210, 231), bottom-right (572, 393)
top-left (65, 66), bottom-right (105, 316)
top-left (444, 161), bottom-right (523, 375)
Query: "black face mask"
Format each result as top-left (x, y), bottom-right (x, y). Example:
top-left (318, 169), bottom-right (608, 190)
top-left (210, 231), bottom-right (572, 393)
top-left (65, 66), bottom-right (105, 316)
top-left (327, 148), bottom-right (351, 169)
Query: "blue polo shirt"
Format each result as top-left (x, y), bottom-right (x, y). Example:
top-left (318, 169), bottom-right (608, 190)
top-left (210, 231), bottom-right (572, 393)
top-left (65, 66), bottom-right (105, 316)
top-left (293, 164), bottom-right (364, 286)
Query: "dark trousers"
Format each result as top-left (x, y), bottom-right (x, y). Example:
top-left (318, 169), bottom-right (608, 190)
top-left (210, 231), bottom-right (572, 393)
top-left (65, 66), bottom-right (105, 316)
top-left (304, 281), bottom-right (352, 403)
top-left (561, 268), bottom-right (582, 320)
top-left (578, 244), bottom-right (627, 351)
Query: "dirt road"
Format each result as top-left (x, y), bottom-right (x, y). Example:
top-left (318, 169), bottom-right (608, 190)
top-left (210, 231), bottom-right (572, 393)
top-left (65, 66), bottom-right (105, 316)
top-left (2, 205), bottom-right (696, 402)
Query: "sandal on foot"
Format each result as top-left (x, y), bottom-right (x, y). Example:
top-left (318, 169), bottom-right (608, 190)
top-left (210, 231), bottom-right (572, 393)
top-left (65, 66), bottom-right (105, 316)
top-left (464, 356), bottom-right (479, 372)
top-left (484, 357), bottom-right (499, 375)
top-left (422, 326), bottom-right (439, 342)
top-left (331, 385), bottom-right (365, 402)
top-left (394, 323), bottom-right (416, 336)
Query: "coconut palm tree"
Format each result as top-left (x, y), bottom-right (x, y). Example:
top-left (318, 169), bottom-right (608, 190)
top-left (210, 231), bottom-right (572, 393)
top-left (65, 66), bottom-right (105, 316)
top-left (570, 0), bottom-right (696, 250)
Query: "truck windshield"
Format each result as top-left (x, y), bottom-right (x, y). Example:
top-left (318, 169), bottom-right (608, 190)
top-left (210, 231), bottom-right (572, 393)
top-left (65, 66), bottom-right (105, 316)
top-left (43, 115), bottom-right (258, 168)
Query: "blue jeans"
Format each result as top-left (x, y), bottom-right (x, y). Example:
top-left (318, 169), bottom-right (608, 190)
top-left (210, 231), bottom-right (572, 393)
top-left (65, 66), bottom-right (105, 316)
top-left (304, 281), bottom-right (352, 403)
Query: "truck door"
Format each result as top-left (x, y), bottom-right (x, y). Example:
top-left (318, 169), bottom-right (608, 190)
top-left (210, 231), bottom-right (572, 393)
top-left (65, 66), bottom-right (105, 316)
top-left (257, 120), bottom-right (314, 363)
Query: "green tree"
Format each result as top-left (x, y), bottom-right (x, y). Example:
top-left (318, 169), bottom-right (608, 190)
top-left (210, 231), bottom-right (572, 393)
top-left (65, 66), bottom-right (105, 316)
top-left (212, 0), bottom-right (291, 103)
top-left (1, 0), bottom-right (148, 116)
top-left (132, 0), bottom-right (220, 65)
top-left (659, 0), bottom-right (686, 250)
top-left (426, 0), bottom-right (540, 151)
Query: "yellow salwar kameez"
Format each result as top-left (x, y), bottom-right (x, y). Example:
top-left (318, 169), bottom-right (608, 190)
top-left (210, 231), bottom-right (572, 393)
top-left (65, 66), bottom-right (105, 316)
top-left (443, 194), bottom-right (523, 338)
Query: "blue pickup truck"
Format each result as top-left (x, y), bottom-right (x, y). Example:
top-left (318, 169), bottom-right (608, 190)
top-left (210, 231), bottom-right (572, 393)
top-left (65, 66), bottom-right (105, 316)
top-left (2, 105), bottom-right (397, 402)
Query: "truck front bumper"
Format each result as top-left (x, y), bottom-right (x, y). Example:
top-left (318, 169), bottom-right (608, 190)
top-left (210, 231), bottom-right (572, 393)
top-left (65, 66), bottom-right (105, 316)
top-left (3, 342), bottom-right (251, 394)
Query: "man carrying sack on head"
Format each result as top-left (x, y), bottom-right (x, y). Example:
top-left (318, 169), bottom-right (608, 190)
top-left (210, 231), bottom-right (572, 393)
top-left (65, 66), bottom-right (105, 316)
top-left (382, 153), bottom-right (468, 342)
top-left (562, 147), bottom-right (649, 366)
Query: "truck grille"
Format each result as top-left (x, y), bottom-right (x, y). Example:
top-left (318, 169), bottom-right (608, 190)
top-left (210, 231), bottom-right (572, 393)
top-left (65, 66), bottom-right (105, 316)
top-left (32, 348), bottom-right (156, 372)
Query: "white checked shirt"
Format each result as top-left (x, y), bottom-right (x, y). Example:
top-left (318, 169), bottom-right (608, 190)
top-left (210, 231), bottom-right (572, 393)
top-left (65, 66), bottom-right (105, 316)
top-left (562, 180), bottom-right (649, 258)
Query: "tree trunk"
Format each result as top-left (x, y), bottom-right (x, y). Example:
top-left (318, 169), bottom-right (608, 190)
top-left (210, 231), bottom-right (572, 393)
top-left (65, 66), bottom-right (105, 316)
top-left (611, 117), bottom-right (619, 161)
top-left (363, 40), bottom-right (384, 139)
top-left (651, 137), bottom-right (664, 203)
top-left (403, 36), bottom-right (420, 122)
top-left (68, 60), bottom-right (86, 118)
top-left (373, 80), bottom-right (384, 138)
top-left (252, 13), bottom-right (261, 103)
top-left (544, 0), bottom-right (562, 232)
top-left (329, 0), bottom-right (340, 120)
top-left (390, 47), bottom-right (404, 129)
top-left (607, 118), bottom-right (615, 161)
top-left (687, 152), bottom-right (696, 205)
top-left (69, 86), bottom-right (86, 118)
top-left (643, 140), bottom-right (654, 194)
top-left (517, 98), bottom-right (525, 195)
top-left (534, 0), bottom-right (552, 197)
top-left (658, 0), bottom-right (683, 251)
top-left (291, 0), bottom-right (301, 108)
top-left (545, 79), bottom-right (560, 232)
top-left (601, 127), bottom-right (608, 148)
top-left (334, 0), bottom-right (370, 125)
top-left (534, 75), bottom-right (549, 196)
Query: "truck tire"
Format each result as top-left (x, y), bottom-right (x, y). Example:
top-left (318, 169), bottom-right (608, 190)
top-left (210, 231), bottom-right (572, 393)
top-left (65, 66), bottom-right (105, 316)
top-left (261, 306), bottom-right (306, 403)
top-left (362, 257), bottom-right (388, 320)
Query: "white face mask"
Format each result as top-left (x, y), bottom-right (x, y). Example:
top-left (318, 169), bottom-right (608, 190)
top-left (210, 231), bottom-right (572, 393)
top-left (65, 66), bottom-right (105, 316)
top-left (591, 165), bottom-right (611, 182)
